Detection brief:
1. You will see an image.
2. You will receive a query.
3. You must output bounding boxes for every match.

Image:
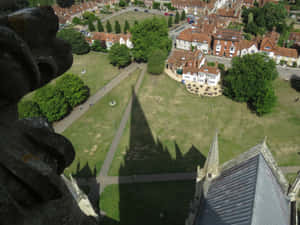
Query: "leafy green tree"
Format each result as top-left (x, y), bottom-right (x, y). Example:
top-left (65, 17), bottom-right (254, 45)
top-left (18, 100), bottom-right (43, 119)
top-left (175, 11), bottom-right (180, 24)
top-left (91, 40), bottom-right (107, 52)
top-left (131, 17), bottom-right (172, 62)
top-left (119, 0), bottom-right (126, 7)
top-left (88, 18), bottom-right (96, 31)
top-left (72, 16), bottom-right (82, 25)
top-left (147, 49), bottom-right (166, 75)
top-left (152, 2), bottom-right (160, 9)
top-left (181, 10), bottom-right (186, 21)
top-left (56, 73), bottom-right (89, 108)
top-left (57, 0), bottom-right (74, 8)
top-left (223, 53), bottom-right (278, 115)
top-left (124, 20), bottom-right (130, 34)
top-left (108, 43), bottom-right (132, 67)
top-left (82, 11), bottom-right (97, 21)
top-left (97, 19), bottom-right (104, 32)
top-left (57, 28), bottom-right (90, 55)
top-left (263, 3), bottom-right (287, 31)
top-left (106, 21), bottom-right (112, 33)
top-left (290, 75), bottom-right (300, 92)
top-left (134, 20), bottom-right (139, 25)
top-left (33, 86), bottom-right (70, 122)
top-left (168, 16), bottom-right (173, 27)
top-left (115, 20), bottom-right (121, 34)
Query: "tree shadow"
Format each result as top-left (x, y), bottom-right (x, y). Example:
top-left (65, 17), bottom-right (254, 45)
top-left (290, 74), bottom-right (300, 92)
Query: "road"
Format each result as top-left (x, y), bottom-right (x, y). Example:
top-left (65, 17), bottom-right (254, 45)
top-left (206, 55), bottom-right (300, 80)
top-left (53, 63), bottom-right (139, 133)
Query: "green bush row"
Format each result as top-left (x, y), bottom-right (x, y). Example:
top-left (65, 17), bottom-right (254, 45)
top-left (18, 74), bottom-right (89, 122)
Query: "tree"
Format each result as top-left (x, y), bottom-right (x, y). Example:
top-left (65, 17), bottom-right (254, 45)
top-left (223, 53), bottom-right (278, 115)
top-left (263, 3), bottom-right (287, 31)
top-left (91, 40), bottom-right (107, 52)
top-left (108, 44), bottom-right (132, 67)
top-left (119, 0), bottom-right (126, 7)
top-left (290, 75), bottom-right (300, 92)
top-left (33, 85), bottom-right (70, 122)
top-left (57, 28), bottom-right (90, 55)
top-left (72, 16), bottom-right (81, 25)
top-left (181, 10), bottom-right (186, 21)
top-left (152, 2), bottom-right (160, 9)
top-left (175, 11), bottom-right (180, 24)
top-left (168, 16), bottom-right (173, 28)
top-left (124, 20), bottom-right (130, 34)
top-left (97, 19), bottom-right (104, 32)
top-left (131, 17), bottom-right (172, 62)
top-left (57, 0), bottom-right (74, 8)
top-left (134, 20), bottom-right (139, 25)
top-left (18, 100), bottom-right (43, 119)
top-left (106, 21), bottom-right (112, 33)
top-left (115, 20), bottom-right (121, 34)
top-left (56, 73), bottom-right (89, 108)
top-left (147, 49), bottom-right (166, 75)
top-left (88, 18), bottom-right (96, 31)
top-left (82, 11), bottom-right (97, 21)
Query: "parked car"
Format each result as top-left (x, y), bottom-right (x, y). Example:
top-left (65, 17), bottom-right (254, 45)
top-left (144, 9), bottom-right (149, 12)
top-left (169, 13), bottom-right (173, 16)
top-left (134, 8), bottom-right (139, 11)
top-left (164, 12), bottom-right (168, 16)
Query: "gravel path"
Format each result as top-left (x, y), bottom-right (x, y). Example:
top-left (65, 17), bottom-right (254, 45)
top-left (98, 64), bottom-right (146, 179)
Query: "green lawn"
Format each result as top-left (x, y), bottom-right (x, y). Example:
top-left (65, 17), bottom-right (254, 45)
top-left (21, 52), bottom-right (120, 101)
top-left (108, 73), bottom-right (300, 176)
top-left (100, 181), bottom-right (195, 225)
top-left (104, 11), bottom-right (165, 33)
top-left (68, 52), bottom-right (121, 95)
top-left (63, 68), bottom-right (141, 177)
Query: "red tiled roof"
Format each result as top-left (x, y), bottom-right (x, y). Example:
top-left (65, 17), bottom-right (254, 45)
top-left (177, 28), bottom-right (211, 44)
top-left (91, 32), bottom-right (131, 43)
top-left (274, 47), bottom-right (298, 58)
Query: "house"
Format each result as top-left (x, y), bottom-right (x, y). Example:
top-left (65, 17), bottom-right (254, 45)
top-left (273, 47), bottom-right (299, 66)
top-left (185, 133), bottom-right (300, 225)
top-left (88, 32), bottom-right (133, 49)
top-left (259, 36), bottom-right (277, 57)
top-left (213, 29), bottom-right (242, 57)
top-left (239, 39), bottom-right (259, 56)
top-left (289, 32), bottom-right (300, 47)
top-left (167, 49), bottom-right (220, 86)
top-left (176, 28), bottom-right (212, 54)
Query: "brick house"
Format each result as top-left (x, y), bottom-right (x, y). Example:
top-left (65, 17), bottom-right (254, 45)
top-left (176, 28), bottom-right (212, 54)
top-left (213, 29), bottom-right (242, 57)
top-left (167, 49), bottom-right (220, 86)
top-left (239, 39), bottom-right (259, 56)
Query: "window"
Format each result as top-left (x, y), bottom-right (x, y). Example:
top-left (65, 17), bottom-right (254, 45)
top-left (264, 46), bottom-right (270, 50)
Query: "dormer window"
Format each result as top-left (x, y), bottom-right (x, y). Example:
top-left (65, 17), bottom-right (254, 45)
top-left (232, 36), bottom-right (237, 40)
top-left (264, 46), bottom-right (270, 50)
top-left (217, 34), bottom-right (222, 38)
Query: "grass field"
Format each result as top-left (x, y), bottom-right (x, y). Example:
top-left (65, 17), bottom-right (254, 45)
top-left (63, 68), bottom-right (141, 177)
top-left (21, 52), bottom-right (120, 101)
top-left (108, 73), bottom-right (300, 176)
top-left (68, 52), bottom-right (121, 95)
top-left (100, 181), bottom-right (195, 225)
top-left (103, 11), bottom-right (165, 33)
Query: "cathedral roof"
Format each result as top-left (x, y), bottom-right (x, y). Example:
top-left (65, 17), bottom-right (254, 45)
top-left (196, 153), bottom-right (290, 225)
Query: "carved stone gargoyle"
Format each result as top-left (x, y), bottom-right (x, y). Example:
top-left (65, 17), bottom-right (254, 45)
top-left (0, 6), bottom-right (98, 225)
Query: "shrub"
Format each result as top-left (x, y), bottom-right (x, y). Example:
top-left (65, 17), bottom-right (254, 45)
top-left (207, 62), bottom-right (216, 67)
top-left (56, 73), bottom-right (89, 108)
top-left (18, 100), bottom-right (43, 119)
top-left (280, 60), bottom-right (287, 66)
top-left (72, 16), bottom-right (82, 25)
top-left (218, 63), bottom-right (225, 71)
top-left (91, 40), bottom-right (107, 52)
top-left (108, 43), bottom-right (132, 67)
top-left (33, 85), bottom-right (70, 122)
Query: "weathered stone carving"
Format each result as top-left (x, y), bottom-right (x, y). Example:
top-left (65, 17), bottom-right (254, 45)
top-left (0, 6), bottom-right (97, 225)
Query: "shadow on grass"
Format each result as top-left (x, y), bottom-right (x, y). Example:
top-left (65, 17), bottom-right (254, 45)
top-left (290, 74), bottom-right (300, 92)
top-left (72, 88), bottom-right (208, 225)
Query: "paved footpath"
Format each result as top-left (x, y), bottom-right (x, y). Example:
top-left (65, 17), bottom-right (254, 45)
top-left (98, 65), bottom-right (146, 181)
top-left (53, 63), bottom-right (139, 134)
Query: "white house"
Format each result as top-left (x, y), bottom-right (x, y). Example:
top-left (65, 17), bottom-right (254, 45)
top-left (239, 39), bottom-right (259, 56)
top-left (89, 32), bottom-right (133, 50)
